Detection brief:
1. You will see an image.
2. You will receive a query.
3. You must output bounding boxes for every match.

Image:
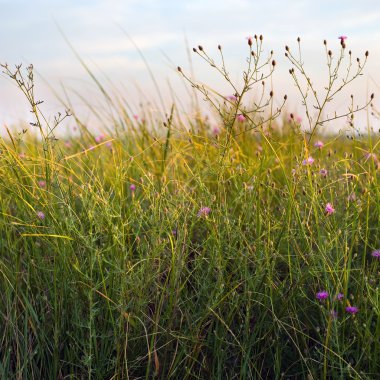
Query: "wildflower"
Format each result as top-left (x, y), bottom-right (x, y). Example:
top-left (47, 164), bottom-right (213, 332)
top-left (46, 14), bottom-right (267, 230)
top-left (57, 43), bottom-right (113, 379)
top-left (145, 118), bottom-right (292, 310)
top-left (19, 153), bottom-right (26, 159)
top-left (246, 36), bottom-right (253, 46)
top-left (38, 180), bottom-right (46, 188)
top-left (336, 293), bottom-right (344, 301)
top-left (302, 157), bottom-right (314, 165)
top-left (106, 141), bottom-right (113, 149)
top-left (36, 211), bottom-right (45, 220)
top-left (371, 249), bottom-right (380, 258)
top-left (296, 115), bottom-right (302, 124)
top-left (197, 207), bottom-right (211, 218)
top-left (325, 203), bottom-right (335, 215)
top-left (345, 306), bottom-right (359, 314)
top-left (212, 126), bottom-right (220, 135)
top-left (314, 140), bottom-right (324, 148)
top-left (338, 36), bottom-right (347, 43)
top-left (130, 184), bottom-right (136, 192)
top-left (226, 95), bottom-right (237, 102)
top-left (95, 134), bottom-right (105, 143)
top-left (64, 140), bottom-right (72, 148)
top-left (133, 114), bottom-right (139, 120)
top-left (364, 152), bottom-right (378, 162)
top-left (316, 291), bottom-right (329, 300)
top-left (319, 169), bottom-right (328, 177)
top-left (237, 114), bottom-right (246, 122)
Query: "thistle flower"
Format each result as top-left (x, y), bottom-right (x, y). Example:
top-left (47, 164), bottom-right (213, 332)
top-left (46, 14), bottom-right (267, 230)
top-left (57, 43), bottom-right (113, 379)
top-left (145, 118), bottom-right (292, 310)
top-left (314, 140), bottom-right (324, 148)
top-left (302, 157), bottom-right (314, 165)
top-left (130, 184), bottom-right (136, 192)
top-left (197, 207), bottom-right (211, 218)
top-left (226, 95), bottom-right (237, 102)
top-left (37, 211), bottom-right (45, 220)
top-left (319, 169), bottom-right (328, 177)
top-left (237, 114), bottom-right (246, 122)
top-left (371, 250), bottom-right (380, 259)
top-left (345, 306), bottom-right (359, 314)
top-left (336, 293), bottom-right (344, 301)
top-left (338, 36), bottom-right (347, 43)
top-left (38, 180), bottom-right (46, 188)
top-left (325, 203), bottom-right (335, 215)
top-left (316, 291), bottom-right (329, 300)
top-left (95, 134), bottom-right (105, 143)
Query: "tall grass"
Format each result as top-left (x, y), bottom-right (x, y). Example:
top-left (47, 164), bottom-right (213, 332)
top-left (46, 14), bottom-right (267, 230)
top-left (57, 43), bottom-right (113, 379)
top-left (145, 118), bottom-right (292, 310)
top-left (0, 36), bottom-right (379, 379)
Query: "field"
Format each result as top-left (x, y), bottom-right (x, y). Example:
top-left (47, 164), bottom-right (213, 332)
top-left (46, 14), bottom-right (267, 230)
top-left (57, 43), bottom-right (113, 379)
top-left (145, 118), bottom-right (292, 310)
top-left (0, 37), bottom-right (379, 379)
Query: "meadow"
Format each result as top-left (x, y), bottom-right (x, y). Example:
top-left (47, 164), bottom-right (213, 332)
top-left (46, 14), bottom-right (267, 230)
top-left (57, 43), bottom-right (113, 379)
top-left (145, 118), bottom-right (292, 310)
top-left (0, 36), bottom-right (379, 379)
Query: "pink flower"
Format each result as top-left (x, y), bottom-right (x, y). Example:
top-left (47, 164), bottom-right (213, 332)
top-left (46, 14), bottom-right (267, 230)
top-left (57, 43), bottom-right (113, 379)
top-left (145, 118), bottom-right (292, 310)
top-left (130, 184), bottom-right (136, 192)
top-left (296, 116), bottom-right (302, 124)
top-left (106, 141), bottom-right (113, 149)
top-left (336, 293), bottom-right (344, 301)
top-left (371, 250), bottom-right (380, 259)
top-left (302, 157), bottom-right (314, 165)
top-left (314, 140), bottom-right (324, 148)
top-left (338, 36), bottom-right (347, 43)
top-left (325, 203), bottom-right (335, 215)
top-left (345, 306), bottom-right (359, 314)
top-left (316, 291), bottom-right (329, 300)
top-left (237, 114), bottom-right (246, 122)
top-left (133, 114), bottom-right (139, 120)
top-left (319, 169), bottom-right (328, 177)
top-left (212, 127), bottom-right (220, 135)
top-left (95, 134), bottom-right (105, 143)
top-left (38, 180), bottom-right (46, 188)
top-left (226, 95), bottom-right (237, 102)
top-left (197, 207), bottom-right (211, 218)
top-left (36, 211), bottom-right (45, 220)
top-left (19, 153), bottom-right (26, 159)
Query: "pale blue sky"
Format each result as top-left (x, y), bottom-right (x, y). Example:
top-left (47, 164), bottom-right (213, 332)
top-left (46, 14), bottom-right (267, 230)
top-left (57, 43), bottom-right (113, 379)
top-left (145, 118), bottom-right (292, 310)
top-left (1, 0), bottom-right (380, 130)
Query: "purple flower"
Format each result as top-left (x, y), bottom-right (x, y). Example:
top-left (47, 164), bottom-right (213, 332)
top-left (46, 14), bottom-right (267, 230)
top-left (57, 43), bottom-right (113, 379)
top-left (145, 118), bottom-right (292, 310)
top-left (130, 184), bottom-right (136, 192)
top-left (316, 291), bottom-right (329, 300)
top-left (345, 306), bottom-right (359, 314)
top-left (38, 180), bottom-right (46, 188)
top-left (212, 127), bottom-right (220, 135)
top-left (336, 293), bottom-right (344, 301)
top-left (325, 203), bottom-right (335, 215)
top-left (338, 36), bottom-right (347, 43)
top-left (197, 207), bottom-right (211, 218)
top-left (237, 114), bottom-right (246, 122)
top-left (371, 250), bottom-right (380, 259)
top-left (302, 157), bottom-right (314, 165)
top-left (314, 140), bottom-right (324, 149)
top-left (95, 134), bottom-right (105, 143)
top-left (36, 211), bottom-right (45, 220)
top-left (226, 95), bottom-right (237, 102)
top-left (319, 169), bottom-right (328, 177)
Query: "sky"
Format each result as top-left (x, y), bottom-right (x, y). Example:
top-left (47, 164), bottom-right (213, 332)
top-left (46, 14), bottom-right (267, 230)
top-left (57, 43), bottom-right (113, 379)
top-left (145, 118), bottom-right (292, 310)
top-left (1, 0), bottom-right (380, 133)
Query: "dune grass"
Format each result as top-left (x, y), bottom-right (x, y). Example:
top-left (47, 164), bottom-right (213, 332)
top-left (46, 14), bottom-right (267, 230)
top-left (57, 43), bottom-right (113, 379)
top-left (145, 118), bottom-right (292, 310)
top-left (0, 37), bottom-right (379, 379)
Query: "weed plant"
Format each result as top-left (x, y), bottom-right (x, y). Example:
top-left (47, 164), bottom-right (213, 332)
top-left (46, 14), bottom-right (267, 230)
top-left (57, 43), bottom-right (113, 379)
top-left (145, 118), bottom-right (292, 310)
top-left (0, 36), bottom-right (379, 379)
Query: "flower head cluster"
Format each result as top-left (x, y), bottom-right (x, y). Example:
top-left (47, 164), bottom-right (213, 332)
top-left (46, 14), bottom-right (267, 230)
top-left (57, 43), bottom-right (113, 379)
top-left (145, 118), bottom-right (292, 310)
top-left (197, 207), bottom-right (211, 218)
top-left (371, 250), bottom-right (380, 259)
top-left (345, 306), bottom-right (359, 314)
top-left (37, 211), bottom-right (45, 220)
top-left (314, 140), bottom-right (324, 149)
top-left (302, 157), bottom-right (314, 166)
top-left (237, 114), bottom-right (246, 122)
top-left (316, 291), bottom-right (329, 300)
top-left (325, 203), bottom-right (335, 215)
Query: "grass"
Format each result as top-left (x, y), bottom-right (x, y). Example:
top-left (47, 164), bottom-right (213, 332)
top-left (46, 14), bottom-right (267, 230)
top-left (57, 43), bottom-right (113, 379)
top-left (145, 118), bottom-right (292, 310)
top-left (0, 36), bottom-right (379, 379)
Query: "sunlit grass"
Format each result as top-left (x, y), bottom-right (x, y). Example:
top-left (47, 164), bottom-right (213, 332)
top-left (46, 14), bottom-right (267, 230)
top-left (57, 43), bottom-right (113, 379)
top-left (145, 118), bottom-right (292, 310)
top-left (0, 36), bottom-right (379, 379)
